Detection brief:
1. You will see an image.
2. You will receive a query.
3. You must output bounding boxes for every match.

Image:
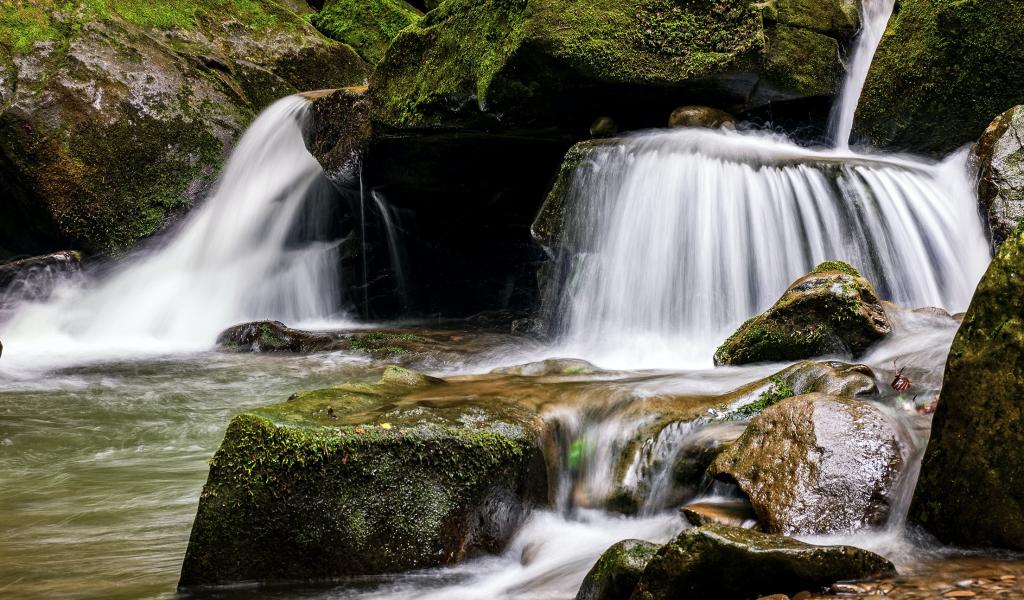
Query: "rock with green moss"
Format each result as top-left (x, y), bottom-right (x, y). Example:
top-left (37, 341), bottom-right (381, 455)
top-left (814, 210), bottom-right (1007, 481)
top-left (0, 1), bottom-right (367, 256)
top-left (216, 320), bottom-right (346, 353)
top-left (311, 0), bottom-right (422, 64)
top-left (667, 106), bottom-right (736, 129)
top-left (973, 105), bottom-right (1024, 250)
top-left (630, 524), bottom-right (895, 600)
top-left (179, 366), bottom-right (549, 587)
top-left (855, 0), bottom-right (1024, 154)
top-left (305, 86), bottom-right (373, 188)
top-left (576, 539), bottom-right (661, 600)
top-left (532, 139), bottom-right (614, 251)
top-left (369, 0), bottom-right (857, 131)
top-left (908, 222), bottom-right (1024, 550)
top-left (714, 262), bottom-right (891, 365)
top-left (710, 393), bottom-right (905, 535)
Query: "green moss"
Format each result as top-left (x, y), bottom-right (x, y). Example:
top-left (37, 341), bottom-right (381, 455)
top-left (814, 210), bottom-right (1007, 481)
top-left (732, 376), bottom-right (796, 417)
top-left (812, 260), bottom-right (862, 277)
top-left (348, 331), bottom-right (420, 356)
top-left (577, 539), bottom-right (660, 600)
top-left (856, 0), bottom-right (1024, 153)
top-left (310, 0), bottom-right (421, 64)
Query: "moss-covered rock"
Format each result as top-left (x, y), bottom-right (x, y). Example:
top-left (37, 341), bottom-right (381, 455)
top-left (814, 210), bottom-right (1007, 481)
top-left (630, 524), bottom-right (895, 600)
top-left (973, 105), bottom-right (1024, 250)
top-left (855, 0), bottom-right (1024, 154)
top-left (667, 105), bottom-right (736, 129)
top-left (0, 1), bottom-right (368, 256)
top-left (576, 539), bottom-right (661, 600)
top-left (369, 0), bottom-right (857, 131)
top-left (710, 393), bottom-right (905, 535)
top-left (532, 139), bottom-right (613, 251)
top-left (179, 366), bottom-right (549, 587)
top-left (714, 262), bottom-right (892, 365)
top-left (311, 0), bottom-right (422, 64)
top-left (908, 222), bottom-right (1024, 550)
top-left (305, 86), bottom-right (373, 188)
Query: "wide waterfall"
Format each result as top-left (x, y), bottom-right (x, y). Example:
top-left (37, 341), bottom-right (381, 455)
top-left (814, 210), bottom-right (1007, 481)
top-left (0, 97), bottom-right (346, 372)
top-left (546, 129), bottom-right (990, 369)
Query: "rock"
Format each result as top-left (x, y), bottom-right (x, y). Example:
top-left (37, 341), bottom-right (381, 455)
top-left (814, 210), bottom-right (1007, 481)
top-left (369, 0), bottom-right (857, 131)
top-left (305, 86), bottom-right (373, 187)
top-left (576, 539), bottom-right (661, 600)
top-left (491, 358), bottom-right (600, 376)
top-left (668, 106), bottom-right (736, 129)
top-left (714, 262), bottom-right (891, 365)
top-left (0, 1), bottom-right (368, 256)
top-left (973, 106), bottom-right (1024, 250)
top-left (909, 222), bottom-right (1024, 550)
top-left (179, 366), bottom-right (549, 587)
top-left (310, 0), bottom-right (422, 64)
top-left (681, 500), bottom-right (758, 528)
top-left (532, 139), bottom-right (613, 251)
top-left (631, 524), bottom-right (895, 600)
top-left (216, 320), bottom-right (346, 353)
top-left (709, 393), bottom-right (905, 535)
top-left (0, 251), bottom-right (81, 305)
top-left (855, 0), bottom-right (1024, 154)
top-left (590, 116), bottom-right (618, 138)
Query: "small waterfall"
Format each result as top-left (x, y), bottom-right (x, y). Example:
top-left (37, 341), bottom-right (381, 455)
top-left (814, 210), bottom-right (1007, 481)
top-left (829, 0), bottom-right (896, 148)
top-left (370, 191), bottom-right (411, 308)
top-left (547, 129), bottom-right (990, 369)
top-left (0, 96), bottom-right (347, 370)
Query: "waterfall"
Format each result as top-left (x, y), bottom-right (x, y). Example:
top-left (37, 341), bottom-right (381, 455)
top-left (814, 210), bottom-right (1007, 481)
top-left (829, 0), bottom-right (896, 148)
top-left (0, 96), bottom-right (347, 371)
top-left (547, 129), bottom-right (990, 369)
top-left (370, 191), bottom-right (410, 308)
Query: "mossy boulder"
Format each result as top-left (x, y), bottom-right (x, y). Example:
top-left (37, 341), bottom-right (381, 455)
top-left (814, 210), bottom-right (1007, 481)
top-left (908, 222), bottom-right (1024, 550)
top-left (311, 0), bottom-right (422, 64)
top-left (532, 139), bottom-right (613, 251)
top-left (667, 105), bottom-right (736, 129)
top-left (630, 524), bottom-right (895, 600)
top-left (714, 262), bottom-right (892, 365)
top-left (0, 1), bottom-right (368, 256)
top-left (577, 539), bottom-right (661, 600)
top-left (709, 393), bottom-right (905, 535)
top-left (973, 105), bottom-right (1024, 250)
top-left (179, 366), bottom-right (549, 587)
top-left (216, 320), bottom-right (346, 353)
top-left (369, 0), bottom-right (857, 131)
top-left (855, 0), bottom-right (1024, 153)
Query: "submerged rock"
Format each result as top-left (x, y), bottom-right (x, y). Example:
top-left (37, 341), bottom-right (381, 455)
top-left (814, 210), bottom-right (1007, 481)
top-left (709, 393), bottom-right (905, 535)
top-left (491, 358), bottom-right (600, 377)
top-left (714, 262), bottom-right (891, 365)
top-left (576, 539), bottom-right (660, 600)
top-left (667, 106), bottom-right (736, 129)
top-left (631, 524), bottom-right (895, 600)
top-left (856, 0), bottom-right (1024, 153)
top-left (909, 223), bottom-right (1024, 550)
top-left (0, 1), bottom-right (367, 256)
top-left (369, 0), bottom-right (857, 131)
top-left (973, 106), bottom-right (1024, 250)
top-left (179, 366), bottom-right (549, 587)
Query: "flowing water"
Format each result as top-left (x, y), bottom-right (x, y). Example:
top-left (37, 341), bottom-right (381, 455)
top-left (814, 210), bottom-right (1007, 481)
top-left (0, 3), bottom-right (1013, 598)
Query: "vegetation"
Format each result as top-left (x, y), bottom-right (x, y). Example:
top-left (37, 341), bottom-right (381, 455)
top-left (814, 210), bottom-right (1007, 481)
top-left (311, 0), bottom-right (421, 64)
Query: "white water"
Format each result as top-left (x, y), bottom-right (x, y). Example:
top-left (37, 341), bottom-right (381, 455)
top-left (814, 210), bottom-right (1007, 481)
top-left (547, 131), bottom-right (989, 369)
top-left (0, 97), bottom-right (347, 374)
top-left (829, 0), bottom-right (897, 148)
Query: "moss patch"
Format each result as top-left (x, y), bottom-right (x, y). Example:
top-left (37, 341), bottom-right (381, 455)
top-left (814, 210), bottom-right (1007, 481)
top-left (310, 0), bottom-right (421, 64)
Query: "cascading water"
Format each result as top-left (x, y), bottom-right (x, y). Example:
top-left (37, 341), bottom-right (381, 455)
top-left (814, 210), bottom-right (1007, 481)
top-left (0, 96), bottom-right (347, 372)
top-left (829, 0), bottom-right (897, 148)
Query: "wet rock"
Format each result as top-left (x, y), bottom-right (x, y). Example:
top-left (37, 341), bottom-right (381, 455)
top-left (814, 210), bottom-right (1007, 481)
top-left (590, 116), bottom-right (618, 138)
top-left (973, 106), bottom-right (1024, 250)
top-left (304, 86), bottom-right (373, 188)
top-left (0, 251), bottom-right (82, 305)
top-left (714, 262), bottom-right (891, 365)
top-left (370, 0), bottom-right (857, 131)
top-left (856, 0), bottom-right (1024, 153)
top-left (0, 2), bottom-right (368, 256)
top-left (216, 320), bottom-right (345, 353)
top-left (668, 106), bottom-right (737, 129)
top-left (723, 360), bottom-right (878, 418)
top-left (179, 366), bottom-right (549, 587)
top-left (532, 139), bottom-right (613, 251)
top-left (576, 539), bottom-right (660, 600)
top-left (631, 524), bottom-right (895, 599)
top-left (909, 222), bottom-right (1024, 550)
top-left (681, 500), bottom-right (757, 528)
top-left (310, 0), bottom-right (422, 64)
top-left (709, 393), bottom-right (905, 535)
top-left (491, 358), bottom-right (600, 377)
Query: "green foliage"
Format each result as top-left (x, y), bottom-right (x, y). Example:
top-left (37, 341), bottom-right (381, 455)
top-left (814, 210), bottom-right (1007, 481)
top-left (732, 376), bottom-right (796, 417)
top-left (310, 0), bottom-right (420, 64)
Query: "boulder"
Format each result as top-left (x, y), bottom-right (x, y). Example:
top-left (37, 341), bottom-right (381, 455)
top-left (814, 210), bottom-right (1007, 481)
top-left (179, 366), bottom-right (549, 587)
top-left (0, 1), bottom-right (368, 256)
top-left (909, 222), bottom-right (1024, 550)
top-left (681, 500), bottom-right (757, 529)
top-left (667, 106), bottom-right (736, 129)
top-left (369, 0), bottom-right (857, 131)
top-left (855, 0), bottom-right (1024, 153)
top-left (714, 262), bottom-right (892, 365)
top-left (310, 0), bottom-right (422, 64)
top-left (576, 539), bottom-right (661, 600)
top-left (216, 320), bottom-right (346, 353)
top-left (709, 393), bottom-right (905, 535)
top-left (0, 251), bottom-right (81, 305)
top-left (532, 139), bottom-right (612, 251)
top-left (630, 524), bottom-right (895, 600)
top-left (973, 106), bottom-right (1024, 250)
top-left (305, 86), bottom-right (374, 188)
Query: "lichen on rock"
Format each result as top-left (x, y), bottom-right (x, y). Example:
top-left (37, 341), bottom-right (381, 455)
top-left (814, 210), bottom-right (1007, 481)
top-left (973, 105), bottom-right (1024, 250)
